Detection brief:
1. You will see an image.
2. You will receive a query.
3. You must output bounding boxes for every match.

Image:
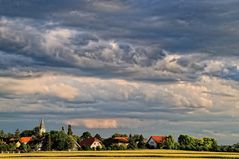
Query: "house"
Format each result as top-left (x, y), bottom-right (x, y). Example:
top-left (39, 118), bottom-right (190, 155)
top-left (112, 136), bottom-right (129, 146)
top-left (19, 137), bottom-right (33, 144)
top-left (17, 137), bottom-right (33, 148)
top-left (79, 137), bottom-right (103, 149)
top-left (147, 136), bottom-right (167, 148)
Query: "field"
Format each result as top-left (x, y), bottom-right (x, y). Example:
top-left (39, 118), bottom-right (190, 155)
top-left (0, 150), bottom-right (239, 159)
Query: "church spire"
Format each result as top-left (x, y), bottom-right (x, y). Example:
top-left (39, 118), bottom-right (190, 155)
top-left (39, 118), bottom-right (46, 136)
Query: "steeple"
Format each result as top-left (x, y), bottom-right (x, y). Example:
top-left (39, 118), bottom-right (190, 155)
top-left (39, 118), bottom-right (46, 136)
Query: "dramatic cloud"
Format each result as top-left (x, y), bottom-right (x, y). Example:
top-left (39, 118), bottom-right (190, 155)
top-left (0, 0), bottom-right (239, 144)
top-left (0, 75), bottom-right (78, 100)
top-left (0, 74), bottom-right (238, 112)
top-left (1, 17), bottom-right (238, 81)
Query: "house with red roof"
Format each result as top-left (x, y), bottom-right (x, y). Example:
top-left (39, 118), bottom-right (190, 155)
top-left (79, 137), bottom-right (103, 149)
top-left (16, 137), bottom-right (33, 148)
top-left (19, 137), bottom-right (33, 144)
top-left (147, 136), bottom-right (168, 148)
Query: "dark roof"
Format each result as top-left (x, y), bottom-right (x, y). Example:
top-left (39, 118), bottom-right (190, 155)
top-left (112, 137), bottom-right (129, 143)
top-left (79, 137), bottom-right (101, 147)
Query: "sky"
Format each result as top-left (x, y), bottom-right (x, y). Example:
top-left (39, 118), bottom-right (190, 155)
top-left (0, 0), bottom-right (239, 144)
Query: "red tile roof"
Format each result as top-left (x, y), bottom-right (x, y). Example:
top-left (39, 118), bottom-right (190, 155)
top-left (19, 137), bottom-right (32, 143)
top-left (149, 136), bottom-right (167, 144)
top-left (79, 137), bottom-right (101, 147)
top-left (113, 137), bottom-right (129, 143)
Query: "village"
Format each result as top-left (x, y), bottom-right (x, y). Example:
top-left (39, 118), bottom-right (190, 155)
top-left (0, 119), bottom-right (170, 152)
top-left (1, 119), bottom-right (239, 153)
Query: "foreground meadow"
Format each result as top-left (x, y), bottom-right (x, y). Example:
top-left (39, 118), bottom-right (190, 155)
top-left (0, 150), bottom-right (239, 159)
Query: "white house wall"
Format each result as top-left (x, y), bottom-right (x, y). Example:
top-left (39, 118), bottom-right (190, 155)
top-left (147, 138), bottom-right (157, 148)
top-left (90, 141), bottom-right (102, 149)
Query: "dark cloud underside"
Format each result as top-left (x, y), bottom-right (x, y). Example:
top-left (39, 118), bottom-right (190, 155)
top-left (0, 0), bottom-right (238, 144)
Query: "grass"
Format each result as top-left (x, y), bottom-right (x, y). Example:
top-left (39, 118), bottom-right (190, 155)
top-left (0, 150), bottom-right (239, 159)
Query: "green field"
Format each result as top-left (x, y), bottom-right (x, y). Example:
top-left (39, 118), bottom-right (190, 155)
top-left (0, 150), bottom-right (239, 159)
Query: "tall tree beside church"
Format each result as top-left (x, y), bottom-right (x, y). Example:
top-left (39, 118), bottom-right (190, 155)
top-left (61, 126), bottom-right (65, 132)
top-left (67, 125), bottom-right (73, 136)
top-left (15, 129), bottom-right (20, 139)
top-left (46, 133), bottom-right (52, 151)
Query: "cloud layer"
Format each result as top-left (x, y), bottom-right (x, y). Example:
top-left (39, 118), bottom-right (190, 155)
top-left (0, 0), bottom-right (239, 144)
top-left (1, 74), bottom-right (238, 110)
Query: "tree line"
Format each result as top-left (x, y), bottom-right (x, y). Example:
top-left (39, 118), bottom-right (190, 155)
top-left (0, 126), bottom-right (239, 152)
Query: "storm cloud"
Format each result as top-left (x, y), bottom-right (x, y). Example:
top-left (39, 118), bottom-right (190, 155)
top-left (0, 0), bottom-right (238, 144)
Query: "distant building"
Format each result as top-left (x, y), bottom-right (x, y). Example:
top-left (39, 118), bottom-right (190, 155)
top-left (147, 136), bottom-right (167, 148)
top-left (39, 118), bottom-right (46, 136)
top-left (19, 137), bottom-right (33, 144)
top-left (79, 137), bottom-right (103, 149)
top-left (112, 136), bottom-right (129, 146)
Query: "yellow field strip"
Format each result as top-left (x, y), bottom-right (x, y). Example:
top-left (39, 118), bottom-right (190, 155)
top-left (0, 150), bottom-right (239, 159)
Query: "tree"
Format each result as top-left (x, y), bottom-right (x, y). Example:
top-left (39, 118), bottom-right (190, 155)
top-left (195, 138), bottom-right (204, 151)
top-left (45, 133), bottom-right (52, 151)
top-left (102, 138), bottom-right (114, 149)
top-left (0, 130), bottom-right (6, 139)
top-left (7, 143), bottom-right (16, 152)
top-left (50, 131), bottom-right (69, 151)
top-left (67, 125), bottom-right (73, 136)
top-left (202, 137), bottom-right (218, 151)
top-left (127, 134), bottom-right (134, 149)
top-left (112, 133), bottom-right (128, 138)
top-left (33, 126), bottom-right (41, 136)
top-left (81, 131), bottom-right (92, 140)
top-left (232, 143), bottom-right (239, 152)
top-left (178, 135), bottom-right (218, 151)
top-left (6, 133), bottom-right (14, 138)
top-left (61, 126), bottom-right (65, 132)
top-left (178, 134), bottom-right (195, 150)
top-left (19, 143), bottom-right (31, 153)
top-left (127, 138), bottom-right (137, 149)
top-left (82, 145), bottom-right (91, 150)
top-left (15, 129), bottom-right (20, 139)
top-left (137, 135), bottom-right (146, 149)
top-left (127, 134), bottom-right (142, 150)
top-left (42, 131), bottom-right (76, 151)
top-left (20, 130), bottom-right (34, 137)
top-left (164, 135), bottom-right (177, 149)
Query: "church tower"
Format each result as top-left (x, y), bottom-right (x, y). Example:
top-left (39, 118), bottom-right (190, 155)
top-left (39, 118), bottom-right (46, 136)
